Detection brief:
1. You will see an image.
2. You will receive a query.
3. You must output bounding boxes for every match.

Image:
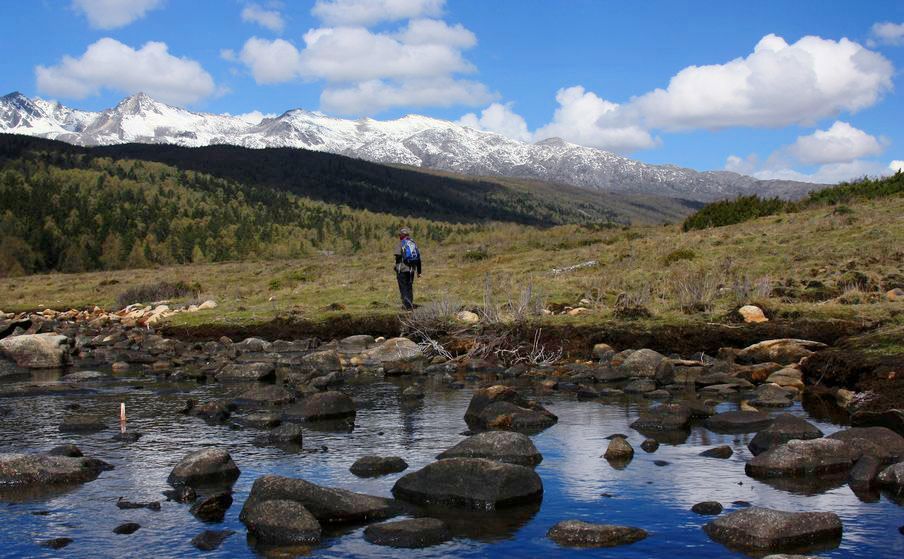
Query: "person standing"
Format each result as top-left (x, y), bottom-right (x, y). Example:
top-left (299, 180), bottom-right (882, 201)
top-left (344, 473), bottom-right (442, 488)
top-left (394, 227), bottom-right (421, 310)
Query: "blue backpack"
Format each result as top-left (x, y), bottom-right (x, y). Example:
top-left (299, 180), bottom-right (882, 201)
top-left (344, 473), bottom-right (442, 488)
top-left (401, 238), bottom-right (420, 265)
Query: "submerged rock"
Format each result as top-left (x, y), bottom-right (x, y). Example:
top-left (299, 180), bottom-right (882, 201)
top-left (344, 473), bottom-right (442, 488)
top-left (705, 411), bottom-right (774, 434)
top-left (547, 520), bottom-right (647, 548)
top-left (703, 507), bottom-right (842, 553)
top-left (59, 414), bottom-right (106, 433)
top-left (0, 333), bottom-right (70, 368)
top-left (364, 518), bottom-right (451, 549)
top-left (243, 499), bottom-right (321, 545)
top-left (464, 385), bottom-right (557, 434)
top-left (191, 529), bottom-right (235, 551)
top-left (0, 453), bottom-right (112, 486)
top-left (47, 444), bottom-right (82, 457)
top-left (350, 456), bottom-right (409, 477)
top-left (190, 492), bottom-right (233, 522)
top-left (40, 537), bottom-right (73, 549)
top-left (746, 439), bottom-right (858, 479)
top-left (116, 498), bottom-right (161, 511)
top-left (748, 414), bottom-right (823, 456)
top-left (167, 449), bottom-right (240, 488)
top-left (392, 458), bottom-right (543, 510)
top-left (437, 431), bottom-right (543, 467)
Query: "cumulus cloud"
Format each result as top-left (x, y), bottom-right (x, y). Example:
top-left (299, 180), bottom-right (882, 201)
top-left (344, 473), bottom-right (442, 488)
top-left (752, 159), bottom-right (893, 184)
top-left (321, 78), bottom-right (493, 115)
top-left (891, 160), bottom-right (904, 173)
top-left (35, 38), bottom-right (216, 105)
top-left (241, 3), bottom-right (285, 33)
top-left (312, 0), bottom-right (443, 27)
top-left (458, 102), bottom-right (532, 142)
top-left (869, 22), bottom-right (904, 47)
top-left (788, 121), bottom-right (886, 165)
top-left (72, 0), bottom-right (163, 29)
top-left (229, 110), bottom-right (276, 124)
top-left (628, 34), bottom-right (893, 130)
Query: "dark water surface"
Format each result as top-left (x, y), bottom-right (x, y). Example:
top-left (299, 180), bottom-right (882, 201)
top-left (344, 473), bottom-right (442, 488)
top-left (0, 359), bottom-right (902, 558)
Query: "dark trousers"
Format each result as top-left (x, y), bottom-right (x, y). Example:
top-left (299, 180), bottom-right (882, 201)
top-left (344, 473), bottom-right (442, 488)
top-left (396, 271), bottom-right (415, 310)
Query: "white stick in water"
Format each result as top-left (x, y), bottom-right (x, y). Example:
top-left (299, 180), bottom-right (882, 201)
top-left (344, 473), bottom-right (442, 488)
top-left (120, 402), bottom-right (126, 432)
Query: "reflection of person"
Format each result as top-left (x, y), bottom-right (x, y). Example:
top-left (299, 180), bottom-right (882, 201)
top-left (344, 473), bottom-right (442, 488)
top-left (393, 227), bottom-right (422, 311)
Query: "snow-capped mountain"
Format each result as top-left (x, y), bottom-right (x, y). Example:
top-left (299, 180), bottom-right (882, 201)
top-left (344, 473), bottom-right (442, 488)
top-left (0, 91), bottom-right (817, 202)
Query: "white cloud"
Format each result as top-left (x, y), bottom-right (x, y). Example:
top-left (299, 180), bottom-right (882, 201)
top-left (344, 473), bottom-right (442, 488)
top-left (533, 86), bottom-right (658, 152)
top-left (321, 78), bottom-right (493, 115)
top-left (788, 121), bottom-right (886, 165)
top-left (891, 160), bottom-right (904, 173)
top-left (725, 153), bottom-right (760, 175)
top-left (241, 3), bottom-right (285, 33)
top-left (396, 18), bottom-right (475, 48)
top-left (458, 102), bottom-right (532, 142)
top-left (870, 22), bottom-right (904, 46)
top-left (312, 0), bottom-right (443, 27)
top-left (35, 38), bottom-right (216, 105)
top-left (228, 110), bottom-right (276, 124)
top-left (628, 34), bottom-right (893, 130)
top-left (220, 48), bottom-right (236, 61)
top-left (239, 37), bottom-right (302, 84)
top-left (753, 159), bottom-right (893, 184)
top-left (72, 0), bottom-right (163, 29)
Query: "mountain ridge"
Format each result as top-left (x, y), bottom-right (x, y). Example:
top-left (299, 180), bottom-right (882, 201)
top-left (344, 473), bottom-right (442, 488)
top-left (0, 91), bottom-right (822, 203)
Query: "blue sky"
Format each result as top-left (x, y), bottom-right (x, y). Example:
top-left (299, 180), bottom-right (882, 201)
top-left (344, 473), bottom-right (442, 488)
top-left (2, 0), bottom-right (903, 181)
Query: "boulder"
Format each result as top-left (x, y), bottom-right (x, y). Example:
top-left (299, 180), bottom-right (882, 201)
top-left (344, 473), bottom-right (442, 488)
top-left (235, 338), bottom-right (271, 353)
top-left (231, 384), bottom-right (294, 408)
top-left (603, 437), bottom-right (634, 460)
top-left (547, 520), bottom-right (647, 548)
top-left (850, 409), bottom-right (904, 438)
top-left (739, 305), bottom-right (768, 323)
top-left (356, 337), bottom-right (422, 366)
top-left (692, 501), bottom-right (724, 515)
top-left (190, 492), bottom-right (233, 522)
top-left (750, 384), bottom-right (795, 408)
top-left (243, 499), bottom-right (321, 545)
top-left (234, 411), bottom-right (282, 429)
top-left (167, 449), bottom-right (240, 488)
top-left (703, 507), bottom-right (842, 553)
top-left (215, 363), bottom-right (275, 383)
top-left (618, 349), bottom-right (667, 378)
top-left (392, 458), bottom-right (543, 510)
top-left (737, 339), bottom-right (827, 365)
top-left (700, 445), bottom-right (733, 459)
top-left (877, 462), bottom-right (904, 495)
top-left (350, 456), bottom-right (409, 477)
top-left (47, 444), bottom-right (82, 457)
top-left (463, 385), bottom-right (557, 434)
top-left (191, 530), bottom-right (235, 551)
top-left (746, 439), bottom-right (858, 478)
top-left (253, 423), bottom-right (303, 446)
top-left (825, 427), bottom-right (904, 464)
top-left (241, 475), bottom-right (398, 524)
top-left (748, 414), bottom-right (823, 456)
top-left (623, 379), bottom-right (657, 394)
top-left (364, 518), bottom-right (451, 548)
top-left (0, 334), bottom-right (69, 368)
top-left (338, 334), bottom-right (375, 354)
top-left (438, 431), bottom-right (543, 466)
top-left (298, 349), bottom-right (341, 373)
top-left (705, 411), bottom-right (774, 434)
top-left (630, 403), bottom-right (692, 431)
top-left (300, 391), bottom-right (356, 421)
top-left (0, 453), bottom-right (112, 486)
top-left (592, 343), bottom-right (615, 361)
top-left (849, 455), bottom-right (882, 488)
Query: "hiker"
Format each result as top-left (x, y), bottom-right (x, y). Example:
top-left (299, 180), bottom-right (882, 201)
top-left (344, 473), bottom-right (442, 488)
top-left (394, 227), bottom-right (421, 310)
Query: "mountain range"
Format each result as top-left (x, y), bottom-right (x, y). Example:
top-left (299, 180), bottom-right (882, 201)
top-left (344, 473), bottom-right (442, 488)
top-left (0, 91), bottom-right (821, 203)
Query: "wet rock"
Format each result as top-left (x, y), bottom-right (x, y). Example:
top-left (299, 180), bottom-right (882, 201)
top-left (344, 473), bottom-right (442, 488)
top-left (850, 409), bottom-right (904, 437)
top-left (300, 391), bottom-right (356, 421)
top-left (826, 427), bottom-right (904, 464)
top-left (59, 415), bottom-right (106, 433)
top-left (299, 349), bottom-right (341, 373)
top-left (231, 384), bottom-right (294, 408)
top-left (338, 335), bottom-right (375, 354)
top-left (849, 455), bottom-right (882, 488)
top-left (623, 379), bottom-right (657, 394)
top-left (877, 462), bottom-right (904, 494)
top-left (692, 501), bottom-right (724, 515)
top-left (191, 492), bottom-right (233, 522)
top-left (737, 339), bottom-right (827, 366)
top-left (640, 439), bottom-right (659, 453)
top-left (734, 362), bottom-right (783, 384)
top-left (644, 389), bottom-right (670, 400)
top-left (47, 444), bottom-right (83, 457)
top-left (116, 498), bottom-right (161, 511)
top-left (253, 423), bottom-right (303, 445)
top-left (112, 431), bottom-right (142, 442)
top-left (234, 411), bottom-right (282, 429)
top-left (464, 385), bottom-right (557, 434)
top-left (364, 518), bottom-right (451, 548)
top-left (0, 333), bottom-right (70, 368)
top-left (618, 349), bottom-right (667, 378)
top-left (705, 411), bottom-right (774, 434)
top-left (350, 456), bottom-right (409, 477)
top-left (630, 403), bottom-right (692, 431)
top-left (401, 385), bottom-right (425, 400)
top-left (113, 522), bottom-right (141, 535)
top-left (437, 431), bottom-right (543, 467)
top-left (191, 529), bottom-right (235, 551)
top-left (748, 414), bottom-right (823, 456)
top-left (547, 520), bottom-right (647, 548)
top-left (746, 439), bottom-right (858, 479)
top-left (163, 486), bottom-right (197, 503)
top-left (243, 499), bottom-right (321, 545)
top-left (354, 337), bottom-right (423, 372)
top-left (241, 475), bottom-right (398, 524)
top-left (215, 363), bottom-right (275, 383)
top-left (700, 445), bottom-right (733, 459)
top-left (392, 458), bottom-right (543, 510)
top-left (167, 449), bottom-right (240, 488)
top-left (750, 384), bottom-right (796, 408)
top-left (40, 537), bottom-right (73, 549)
top-left (654, 459), bottom-right (670, 466)
top-left (703, 507), bottom-right (842, 553)
top-left (186, 401), bottom-right (231, 424)
top-left (0, 453), bottom-right (111, 486)
top-left (576, 384), bottom-right (599, 399)
top-left (61, 370), bottom-right (108, 382)
top-left (235, 338), bottom-right (271, 353)
top-left (603, 437), bottom-right (634, 460)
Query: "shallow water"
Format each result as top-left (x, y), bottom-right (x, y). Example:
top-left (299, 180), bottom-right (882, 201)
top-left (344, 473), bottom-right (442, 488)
top-left (0, 358), bottom-right (902, 558)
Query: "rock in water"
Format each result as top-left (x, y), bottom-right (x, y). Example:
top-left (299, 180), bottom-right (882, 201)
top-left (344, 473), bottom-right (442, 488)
top-left (191, 529), bottom-right (235, 551)
top-left (877, 462), bottom-right (904, 494)
top-left (167, 449), bottom-right (240, 488)
top-left (640, 439), bottom-right (659, 453)
top-left (113, 522), bottom-right (141, 535)
top-left (463, 385), bottom-right (557, 434)
top-left (40, 537), bottom-right (73, 549)
top-left (603, 437), bottom-right (634, 460)
top-left (547, 520), bottom-right (647, 548)
top-left (748, 414), bottom-right (823, 456)
top-left (190, 492), bottom-right (233, 522)
top-left (630, 404), bottom-right (692, 431)
top-left (215, 363), bottom-right (275, 383)
top-left (364, 518), bottom-right (451, 548)
top-left (300, 391), bottom-right (356, 421)
top-left (692, 501), bottom-right (724, 515)
top-left (437, 431), bottom-right (543, 466)
top-left (849, 455), bottom-right (882, 488)
top-left (850, 409), bottom-right (904, 437)
top-left (0, 334), bottom-right (69, 368)
top-left (350, 456), bottom-right (409, 477)
top-left (231, 385), bottom-right (294, 408)
top-left (253, 423), bottom-right (303, 446)
top-left (746, 439), bottom-right (858, 479)
top-left (700, 445), bottom-right (733, 459)
top-left (59, 415), bottom-right (106, 433)
top-left (243, 499), bottom-right (321, 545)
top-left (825, 427), bottom-right (904, 464)
top-left (392, 458), bottom-right (543, 510)
top-left (703, 507), bottom-right (842, 553)
top-left (0, 453), bottom-right (112, 486)
top-left (705, 411), bottom-right (774, 434)
top-left (618, 349), bottom-right (667, 378)
top-left (240, 475), bottom-right (398, 525)
top-left (46, 444), bottom-right (83, 457)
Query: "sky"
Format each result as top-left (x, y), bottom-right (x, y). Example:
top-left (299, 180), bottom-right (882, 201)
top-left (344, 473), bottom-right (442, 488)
top-left (2, 0), bottom-right (903, 181)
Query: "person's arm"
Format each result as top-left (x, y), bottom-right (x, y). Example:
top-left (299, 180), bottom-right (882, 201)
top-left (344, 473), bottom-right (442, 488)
top-left (416, 258), bottom-right (422, 276)
top-left (393, 242), bottom-right (402, 271)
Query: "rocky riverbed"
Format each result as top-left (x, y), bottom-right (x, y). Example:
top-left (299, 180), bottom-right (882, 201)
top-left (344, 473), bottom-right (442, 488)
top-left (0, 306), bottom-right (902, 557)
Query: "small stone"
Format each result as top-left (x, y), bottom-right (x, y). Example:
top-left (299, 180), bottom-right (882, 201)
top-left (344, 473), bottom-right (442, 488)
top-left (191, 529), bottom-right (235, 551)
top-left (41, 537), bottom-right (73, 549)
top-left (547, 520), bottom-right (647, 548)
top-left (111, 432), bottom-right (142, 442)
top-left (640, 439), bottom-right (659, 453)
top-left (653, 460), bottom-right (670, 467)
top-left (113, 522), bottom-right (140, 535)
top-left (116, 498), bottom-right (161, 511)
top-left (603, 437), bottom-right (634, 460)
top-left (692, 501), bottom-right (724, 515)
top-left (350, 456), bottom-right (409, 477)
top-left (700, 445), bottom-right (733, 459)
top-left (739, 305), bottom-right (768, 323)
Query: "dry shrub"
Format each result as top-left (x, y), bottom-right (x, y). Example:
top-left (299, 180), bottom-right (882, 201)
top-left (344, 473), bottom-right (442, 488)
top-left (729, 273), bottom-right (772, 306)
top-left (670, 267), bottom-right (720, 314)
top-left (116, 280), bottom-right (200, 308)
top-left (614, 284), bottom-right (652, 319)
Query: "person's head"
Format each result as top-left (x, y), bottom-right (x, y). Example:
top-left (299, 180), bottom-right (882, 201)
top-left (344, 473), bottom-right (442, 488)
top-left (398, 227), bottom-right (410, 239)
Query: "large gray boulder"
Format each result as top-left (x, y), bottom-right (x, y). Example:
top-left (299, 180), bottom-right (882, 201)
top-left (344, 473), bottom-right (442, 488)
top-left (392, 458), bottom-right (543, 510)
top-left (705, 411), bottom-right (774, 434)
top-left (0, 334), bottom-right (69, 368)
top-left (745, 439), bottom-right (858, 479)
top-left (363, 518), bottom-right (451, 549)
top-left (617, 349), bottom-right (667, 378)
top-left (877, 461), bottom-right (904, 494)
top-left (0, 453), bottom-right (112, 486)
top-left (300, 391), bottom-right (356, 421)
top-left (750, 384), bottom-right (796, 408)
top-left (298, 349), bottom-right (341, 373)
top-left (547, 520), bottom-right (647, 548)
top-left (243, 499), bottom-right (321, 545)
top-left (350, 456), bottom-right (409, 477)
top-left (850, 409), bottom-right (904, 437)
top-left (240, 475), bottom-right (398, 525)
top-left (167, 449), bottom-right (240, 488)
top-left (826, 427), bottom-right (904, 464)
top-left (630, 403), bottom-right (692, 431)
top-left (748, 414), bottom-right (823, 456)
top-left (351, 337), bottom-right (424, 373)
top-left (736, 339), bottom-right (827, 365)
top-left (703, 507), bottom-right (842, 553)
top-left (464, 385), bottom-right (557, 434)
top-left (437, 431), bottom-right (543, 467)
